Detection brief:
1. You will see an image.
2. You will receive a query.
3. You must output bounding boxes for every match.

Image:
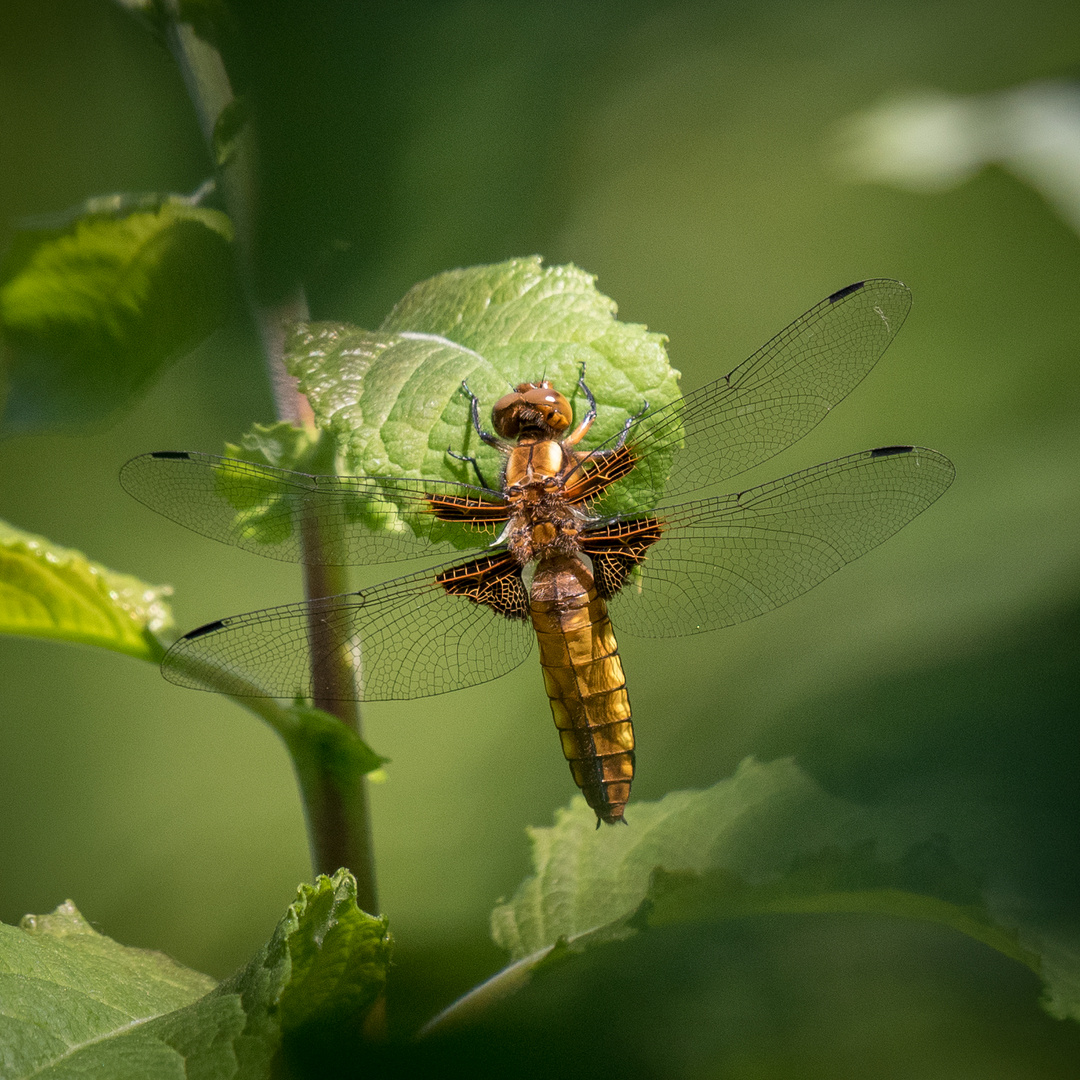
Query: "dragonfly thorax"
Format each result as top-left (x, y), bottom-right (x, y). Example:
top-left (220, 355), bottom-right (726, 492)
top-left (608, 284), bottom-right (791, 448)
top-left (503, 439), bottom-right (566, 488)
top-left (502, 442), bottom-right (588, 564)
top-left (504, 484), bottom-right (586, 563)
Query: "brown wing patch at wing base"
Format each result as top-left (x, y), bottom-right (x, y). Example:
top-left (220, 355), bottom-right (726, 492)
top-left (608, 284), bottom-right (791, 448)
top-left (436, 551), bottom-right (529, 619)
top-left (563, 444), bottom-right (637, 505)
top-left (580, 517), bottom-right (664, 599)
top-left (426, 492), bottom-right (511, 524)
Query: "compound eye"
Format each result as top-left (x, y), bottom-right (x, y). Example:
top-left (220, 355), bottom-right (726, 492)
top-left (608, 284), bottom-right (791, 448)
top-left (492, 391), bottom-right (523, 437)
top-left (520, 387), bottom-right (572, 431)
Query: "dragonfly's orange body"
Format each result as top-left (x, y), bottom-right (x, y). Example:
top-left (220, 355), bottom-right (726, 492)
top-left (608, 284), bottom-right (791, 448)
top-left (484, 382), bottom-right (642, 823)
top-left (531, 556), bottom-right (634, 823)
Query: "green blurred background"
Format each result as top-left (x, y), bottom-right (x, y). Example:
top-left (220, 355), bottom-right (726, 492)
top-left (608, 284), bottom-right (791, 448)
top-left (2, 0), bottom-right (1079, 1073)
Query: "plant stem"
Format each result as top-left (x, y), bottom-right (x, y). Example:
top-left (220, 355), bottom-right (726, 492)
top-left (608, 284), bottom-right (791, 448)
top-left (163, 12), bottom-right (377, 914)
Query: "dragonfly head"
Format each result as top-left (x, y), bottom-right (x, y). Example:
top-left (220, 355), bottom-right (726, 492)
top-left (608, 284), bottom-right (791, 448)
top-left (492, 381), bottom-right (573, 439)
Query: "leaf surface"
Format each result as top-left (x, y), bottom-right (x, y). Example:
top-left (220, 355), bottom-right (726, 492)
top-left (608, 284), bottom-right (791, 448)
top-left (494, 756), bottom-right (1015, 959)
top-left (286, 257), bottom-right (680, 499)
top-left (0, 195), bottom-right (234, 432)
top-left (445, 757), bottom-right (1079, 1033)
top-left (0, 871), bottom-right (390, 1079)
top-left (0, 520), bottom-right (172, 660)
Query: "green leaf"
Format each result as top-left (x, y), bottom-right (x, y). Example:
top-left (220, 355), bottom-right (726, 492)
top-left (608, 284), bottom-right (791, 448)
top-left (432, 757), bottom-right (1071, 1034)
top-left (275, 870), bottom-right (391, 1039)
top-left (638, 852), bottom-right (1032, 965)
top-left (0, 871), bottom-right (391, 1079)
top-left (0, 519), bottom-right (172, 660)
top-left (493, 757), bottom-right (920, 959)
top-left (213, 96), bottom-right (251, 168)
top-left (198, 424), bottom-right (337, 553)
top-left (0, 899), bottom-right (226, 1079)
top-left (286, 257), bottom-right (680, 504)
top-left (0, 195), bottom-right (235, 432)
top-left (279, 701), bottom-right (389, 785)
top-left (224, 420), bottom-right (330, 474)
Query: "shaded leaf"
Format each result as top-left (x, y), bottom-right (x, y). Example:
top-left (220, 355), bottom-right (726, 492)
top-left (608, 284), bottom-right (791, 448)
top-left (491, 757), bottom-right (908, 959)
top-left (433, 758), bottom-right (1073, 1034)
top-left (0, 195), bottom-right (234, 432)
top-left (276, 869), bottom-right (391, 1037)
top-left (0, 871), bottom-right (391, 1079)
top-left (213, 96), bottom-right (251, 168)
top-left (0, 899), bottom-right (225, 1079)
top-left (0, 519), bottom-right (172, 661)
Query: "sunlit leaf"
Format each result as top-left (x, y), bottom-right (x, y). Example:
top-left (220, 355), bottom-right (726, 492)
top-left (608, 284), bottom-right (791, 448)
top-left (202, 423), bottom-right (332, 550)
top-left (0, 195), bottom-right (234, 432)
top-left (286, 257), bottom-right (680, 495)
top-left (0, 519), bottom-right (172, 660)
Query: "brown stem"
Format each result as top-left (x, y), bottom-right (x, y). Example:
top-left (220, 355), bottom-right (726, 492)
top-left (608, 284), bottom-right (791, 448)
top-left (299, 521), bottom-right (377, 913)
top-left (163, 12), bottom-right (377, 914)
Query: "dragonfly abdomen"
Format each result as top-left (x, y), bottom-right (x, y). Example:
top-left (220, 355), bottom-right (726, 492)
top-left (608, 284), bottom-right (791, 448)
top-left (530, 555), bottom-right (635, 825)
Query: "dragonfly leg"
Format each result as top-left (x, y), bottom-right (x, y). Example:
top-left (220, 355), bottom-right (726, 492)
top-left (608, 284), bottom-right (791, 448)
top-left (576, 363), bottom-right (598, 429)
top-left (460, 380), bottom-right (503, 449)
top-left (566, 364), bottom-right (598, 445)
top-left (446, 446), bottom-right (491, 489)
top-left (614, 398), bottom-right (650, 449)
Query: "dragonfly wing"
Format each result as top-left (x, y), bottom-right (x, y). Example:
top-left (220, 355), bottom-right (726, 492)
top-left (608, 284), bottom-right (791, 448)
top-left (601, 446), bottom-right (954, 638)
top-left (161, 551), bottom-right (535, 700)
top-left (583, 280), bottom-right (913, 513)
top-left (120, 451), bottom-right (508, 565)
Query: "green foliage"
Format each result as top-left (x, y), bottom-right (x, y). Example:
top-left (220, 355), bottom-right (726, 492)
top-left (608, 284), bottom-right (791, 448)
top-left (211, 424), bottom-right (332, 550)
top-left (286, 257), bottom-right (681, 493)
top-left (463, 758), bottom-right (1065, 1028)
top-left (279, 701), bottom-right (389, 787)
top-left (0, 898), bottom-right (227, 1078)
top-left (0, 872), bottom-right (390, 1079)
top-left (226, 422), bottom-right (325, 472)
top-left (0, 196), bottom-right (234, 432)
top-left (213, 97), bottom-right (251, 169)
top-left (274, 871), bottom-right (391, 1044)
top-left (0, 519), bottom-right (171, 660)
top-left (4, 0), bottom-right (1080, 1066)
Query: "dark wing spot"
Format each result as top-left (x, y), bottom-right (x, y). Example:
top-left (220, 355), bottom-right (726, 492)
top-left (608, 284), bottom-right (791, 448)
top-left (437, 553), bottom-right (529, 619)
top-left (184, 618), bottom-right (227, 639)
top-left (827, 281), bottom-right (867, 303)
top-left (871, 445), bottom-right (915, 457)
top-left (150, 450), bottom-right (192, 460)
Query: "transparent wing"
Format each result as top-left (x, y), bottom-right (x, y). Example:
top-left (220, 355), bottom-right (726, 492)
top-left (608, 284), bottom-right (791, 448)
top-left (120, 451), bottom-right (508, 566)
top-left (603, 446), bottom-right (953, 638)
top-left (162, 554), bottom-right (535, 700)
top-left (583, 280), bottom-right (914, 514)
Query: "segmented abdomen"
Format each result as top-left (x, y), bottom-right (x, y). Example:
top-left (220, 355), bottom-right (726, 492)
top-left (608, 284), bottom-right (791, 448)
top-left (529, 555), bottom-right (634, 824)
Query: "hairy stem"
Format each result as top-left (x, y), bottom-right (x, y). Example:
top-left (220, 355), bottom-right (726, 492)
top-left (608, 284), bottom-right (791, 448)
top-left (163, 13), bottom-right (377, 914)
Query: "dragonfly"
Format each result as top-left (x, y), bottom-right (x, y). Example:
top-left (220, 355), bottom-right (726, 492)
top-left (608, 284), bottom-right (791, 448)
top-left (121, 279), bottom-right (953, 825)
